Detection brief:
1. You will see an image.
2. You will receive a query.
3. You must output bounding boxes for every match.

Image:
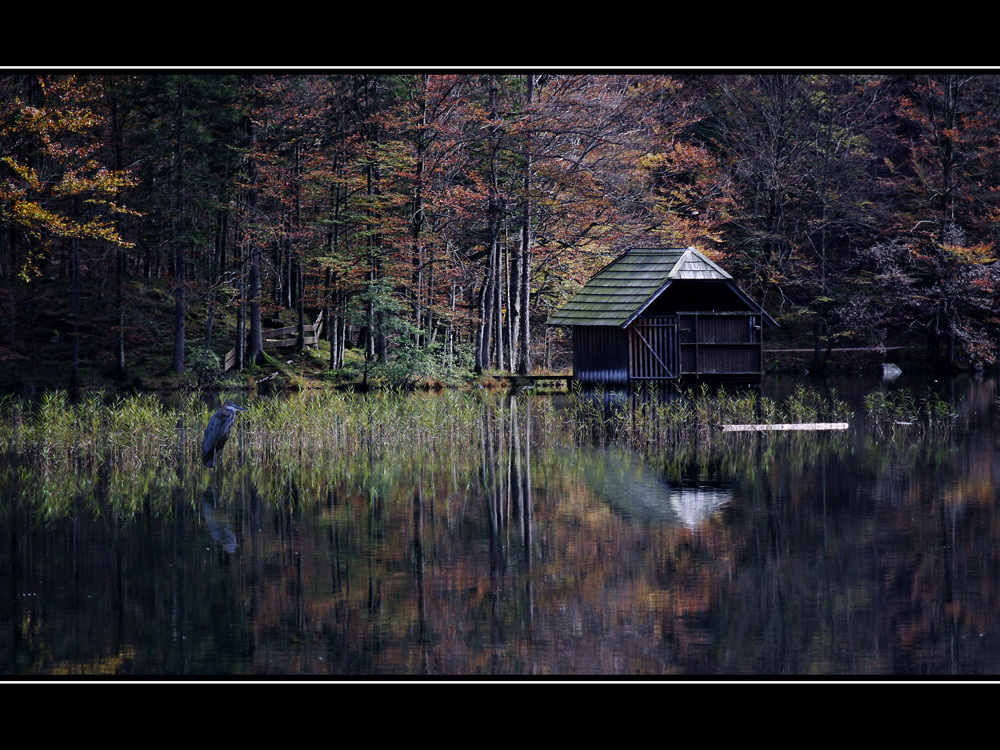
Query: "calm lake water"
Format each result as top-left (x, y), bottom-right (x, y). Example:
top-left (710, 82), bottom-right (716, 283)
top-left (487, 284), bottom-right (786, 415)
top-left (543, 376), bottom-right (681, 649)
top-left (3, 374), bottom-right (1000, 678)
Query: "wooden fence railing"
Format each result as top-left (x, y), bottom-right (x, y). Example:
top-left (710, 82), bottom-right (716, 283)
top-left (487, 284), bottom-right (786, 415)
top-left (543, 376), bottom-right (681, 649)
top-left (223, 310), bottom-right (324, 372)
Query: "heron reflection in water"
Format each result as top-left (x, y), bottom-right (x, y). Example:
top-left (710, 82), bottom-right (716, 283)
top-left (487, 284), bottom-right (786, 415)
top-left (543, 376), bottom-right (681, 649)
top-left (202, 400), bottom-right (248, 468)
top-left (202, 488), bottom-right (238, 553)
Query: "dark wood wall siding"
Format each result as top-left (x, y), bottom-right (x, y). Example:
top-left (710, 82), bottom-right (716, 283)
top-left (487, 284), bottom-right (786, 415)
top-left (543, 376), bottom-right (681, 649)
top-left (572, 326), bottom-right (629, 385)
top-left (677, 312), bottom-right (761, 378)
top-left (571, 309), bottom-right (764, 384)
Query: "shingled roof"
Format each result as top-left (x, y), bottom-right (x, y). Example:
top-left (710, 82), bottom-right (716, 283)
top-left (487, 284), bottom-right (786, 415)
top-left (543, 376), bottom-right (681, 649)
top-left (546, 247), bottom-right (751, 328)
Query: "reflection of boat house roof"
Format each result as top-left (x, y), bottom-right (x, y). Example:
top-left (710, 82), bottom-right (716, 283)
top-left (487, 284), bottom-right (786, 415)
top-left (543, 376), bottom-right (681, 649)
top-left (547, 247), bottom-right (776, 385)
top-left (584, 448), bottom-right (732, 527)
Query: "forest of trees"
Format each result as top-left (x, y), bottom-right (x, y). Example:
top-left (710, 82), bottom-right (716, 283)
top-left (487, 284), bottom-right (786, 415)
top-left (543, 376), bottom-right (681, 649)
top-left (2, 72), bottom-right (999, 388)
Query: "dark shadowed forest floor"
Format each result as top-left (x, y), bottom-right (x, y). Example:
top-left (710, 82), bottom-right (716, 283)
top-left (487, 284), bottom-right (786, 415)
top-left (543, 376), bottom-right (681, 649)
top-left (1, 274), bottom-right (941, 396)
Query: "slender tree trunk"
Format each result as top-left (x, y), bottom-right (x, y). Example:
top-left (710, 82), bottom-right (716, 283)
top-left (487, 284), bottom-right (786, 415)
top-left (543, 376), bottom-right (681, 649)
top-left (2, 227), bottom-right (14, 353)
top-left (325, 267), bottom-right (334, 368)
top-left (479, 272), bottom-right (493, 372)
top-left (245, 107), bottom-right (264, 366)
top-left (336, 300), bottom-right (346, 369)
top-left (516, 74), bottom-right (534, 376)
top-left (204, 299), bottom-right (215, 349)
top-left (947, 322), bottom-right (956, 371)
top-left (327, 159), bottom-right (344, 370)
top-left (249, 236), bottom-right (263, 365)
top-left (290, 141), bottom-right (305, 353)
top-left (480, 74), bottom-right (503, 372)
top-left (236, 248), bottom-right (245, 370)
top-left (70, 235), bottom-right (81, 391)
top-left (116, 248), bottom-right (126, 376)
top-left (296, 261), bottom-right (305, 352)
top-left (493, 235), bottom-right (503, 371)
top-left (412, 75), bottom-right (428, 347)
top-left (362, 76), bottom-right (385, 365)
top-left (105, 75), bottom-right (128, 379)
top-left (205, 188), bottom-right (229, 350)
top-left (172, 77), bottom-right (187, 374)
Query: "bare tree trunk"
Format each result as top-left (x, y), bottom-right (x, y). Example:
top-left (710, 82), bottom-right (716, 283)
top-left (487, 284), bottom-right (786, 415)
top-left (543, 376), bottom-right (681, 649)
top-left (116, 246), bottom-right (127, 376)
top-left (249, 237), bottom-right (263, 365)
top-left (296, 261), bottom-right (305, 353)
top-left (172, 77), bottom-right (187, 374)
top-left (327, 158), bottom-right (344, 371)
top-left (329, 291), bottom-right (345, 371)
top-left (412, 75), bottom-right (428, 347)
top-left (482, 74), bottom-right (503, 372)
top-left (236, 251), bottom-right (245, 370)
top-left (105, 75), bottom-right (128, 378)
top-left (476, 276), bottom-right (491, 373)
top-left (493, 236), bottom-right (504, 371)
top-left (516, 74), bottom-right (535, 376)
top-left (325, 267), bottom-right (334, 368)
top-left (336, 304), bottom-right (346, 369)
top-left (246, 107), bottom-right (264, 366)
top-left (70, 235), bottom-right (81, 391)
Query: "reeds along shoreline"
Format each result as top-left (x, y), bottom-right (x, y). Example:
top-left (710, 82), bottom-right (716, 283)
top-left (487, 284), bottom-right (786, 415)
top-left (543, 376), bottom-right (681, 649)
top-left (0, 388), bottom-right (541, 475)
top-left (0, 383), bottom-right (960, 477)
top-left (564, 383), bottom-right (854, 447)
top-left (0, 384), bottom-right (968, 528)
top-left (862, 388), bottom-right (958, 435)
top-left (564, 381), bottom-right (959, 448)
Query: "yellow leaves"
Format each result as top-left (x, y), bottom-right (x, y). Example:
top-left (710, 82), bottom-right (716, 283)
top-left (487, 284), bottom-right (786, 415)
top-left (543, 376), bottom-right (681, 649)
top-left (18, 246), bottom-right (47, 282)
top-left (1, 164), bottom-right (136, 246)
top-left (54, 165), bottom-right (138, 200)
top-left (0, 76), bottom-right (139, 268)
top-left (0, 156), bottom-right (42, 191)
top-left (0, 195), bottom-right (68, 237)
top-left (939, 241), bottom-right (995, 266)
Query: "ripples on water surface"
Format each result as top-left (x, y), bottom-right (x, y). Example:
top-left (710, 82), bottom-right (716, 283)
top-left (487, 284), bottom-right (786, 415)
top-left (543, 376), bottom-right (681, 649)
top-left (2, 374), bottom-right (999, 677)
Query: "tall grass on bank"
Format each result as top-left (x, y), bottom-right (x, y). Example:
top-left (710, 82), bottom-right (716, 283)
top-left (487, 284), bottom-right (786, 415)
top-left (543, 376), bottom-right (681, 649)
top-left (238, 387), bottom-right (498, 464)
top-left (0, 388), bottom-right (515, 478)
top-left (863, 388), bottom-right (957, 435)
top-left (564, 383), bottom-right (854, 449)
top-left (0, 391), bottom-right (178, 472)
top-left (0, 383), bottom-right (960, 498)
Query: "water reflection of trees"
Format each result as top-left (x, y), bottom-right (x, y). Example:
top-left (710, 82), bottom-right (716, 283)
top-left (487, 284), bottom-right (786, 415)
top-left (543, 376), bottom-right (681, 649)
top-left (3, 385), bottom-right (1000, 675)
top-left (553, 387), bottom-right (1000, 675)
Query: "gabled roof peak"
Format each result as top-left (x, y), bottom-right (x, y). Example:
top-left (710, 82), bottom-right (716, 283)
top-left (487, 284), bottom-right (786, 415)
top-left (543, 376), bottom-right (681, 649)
top-left (668, 247), bottom-right (732, 280)
top-left (546, 246), bottom-right (753, 328)
top-left (616, 247), bottom-right (733, 279)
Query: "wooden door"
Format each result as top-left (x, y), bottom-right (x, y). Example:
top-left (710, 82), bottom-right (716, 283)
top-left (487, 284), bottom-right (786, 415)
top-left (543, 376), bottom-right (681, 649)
top-left (628, 316), bottom-right (678, 381)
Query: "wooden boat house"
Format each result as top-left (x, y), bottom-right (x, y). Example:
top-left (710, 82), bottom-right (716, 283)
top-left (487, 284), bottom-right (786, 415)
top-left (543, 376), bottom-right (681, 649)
top-left (546, 247), bottom-right (776, 386)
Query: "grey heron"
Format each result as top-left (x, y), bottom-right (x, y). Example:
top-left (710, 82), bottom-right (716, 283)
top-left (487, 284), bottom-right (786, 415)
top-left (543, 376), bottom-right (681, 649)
top-left (202, 400), bottom-right (248, 468)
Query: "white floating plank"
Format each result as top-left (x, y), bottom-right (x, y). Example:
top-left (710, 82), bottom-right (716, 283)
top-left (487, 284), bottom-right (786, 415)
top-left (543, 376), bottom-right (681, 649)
top-left (721, 422), bottom-right (849, 432)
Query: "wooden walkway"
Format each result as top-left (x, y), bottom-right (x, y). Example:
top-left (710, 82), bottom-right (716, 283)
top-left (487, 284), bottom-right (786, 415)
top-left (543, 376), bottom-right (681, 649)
top-left (224, 311), bottom-right (324, 372)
